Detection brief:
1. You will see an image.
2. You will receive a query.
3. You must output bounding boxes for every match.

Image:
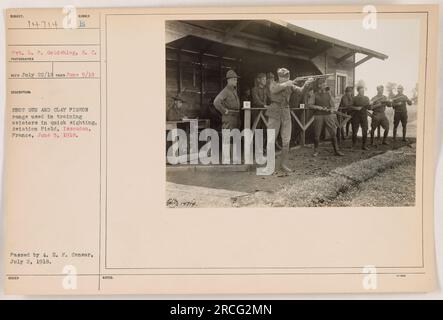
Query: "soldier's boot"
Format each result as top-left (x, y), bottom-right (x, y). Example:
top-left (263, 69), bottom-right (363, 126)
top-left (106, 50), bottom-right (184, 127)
top-left (332, 138), bottom-right (345, 156)
top-left (362, 142), bottom-right (370, 151)
top-left (382, 131), bottom-right (389, 145)
top-left (361, 134), bottom-right (370, 150)
top-left (313, 149), bottom-right (319, 157)
top-left (313, 139), bottom-right (319, 157)
top-left (402, 127), bottom-right (408, 142)
top-left (280, 147), bottom-right (293, 173)
top-left (370, 132), bottom-right (375, 146)
top-left (351, 135), bottom-right (357, 149)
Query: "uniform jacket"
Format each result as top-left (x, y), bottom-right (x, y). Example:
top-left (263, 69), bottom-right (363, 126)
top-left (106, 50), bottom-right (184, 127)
top-left (392, 93), bottom-right (412, 113)
top-left (352, 95), bottom-right (371, 116)
top-left (370, 94), bottom-right (390, 116)
top-left (339, 94), bottom-right (353, 111)
top-left (166, 105), bottom-right (186, 121)
top-left (251, 85), bottom-right (268, 108)
top-left (266, 81), bottom-right (304, 120)
top-left (214, 85), bottom-right (240, 114)
top-left (313, 91), bottom-right (335, 116)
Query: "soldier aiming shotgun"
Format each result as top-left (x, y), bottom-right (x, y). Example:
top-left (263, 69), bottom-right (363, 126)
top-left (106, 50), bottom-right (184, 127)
top-left (266, 68), bottom-right (314, 173)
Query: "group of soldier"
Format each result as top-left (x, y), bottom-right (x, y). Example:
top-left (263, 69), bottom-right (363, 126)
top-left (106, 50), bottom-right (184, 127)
top-left (212, 68), bottom-right (413, 173)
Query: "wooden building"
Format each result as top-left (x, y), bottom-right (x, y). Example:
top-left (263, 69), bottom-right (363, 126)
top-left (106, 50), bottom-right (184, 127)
top-left (165, 20), bottom-right (388, 144)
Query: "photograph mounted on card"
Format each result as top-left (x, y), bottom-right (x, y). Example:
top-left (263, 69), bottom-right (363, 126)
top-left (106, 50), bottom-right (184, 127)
top-left (3, 5), bottom-right (438, 295)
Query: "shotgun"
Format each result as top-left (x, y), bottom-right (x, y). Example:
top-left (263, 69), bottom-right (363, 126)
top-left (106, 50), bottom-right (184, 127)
top-left (293, 73), bottom-right (334, 83)
top-left (339, 106), bottom-right (374, 119)
top-left (307, 105), bottom-right (351, 118)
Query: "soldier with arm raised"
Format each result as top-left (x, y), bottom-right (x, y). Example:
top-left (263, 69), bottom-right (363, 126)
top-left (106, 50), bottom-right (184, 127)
top-left (266, 68), bottom-right (314, 173)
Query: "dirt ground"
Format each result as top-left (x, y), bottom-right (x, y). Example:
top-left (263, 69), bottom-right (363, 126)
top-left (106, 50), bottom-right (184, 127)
top-left (166, 137), bottom-right (416, 193)
top-left (325, 155), bottom-right (416, 207)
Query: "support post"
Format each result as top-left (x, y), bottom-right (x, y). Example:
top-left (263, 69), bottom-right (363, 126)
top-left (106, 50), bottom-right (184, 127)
top-left (301, 108), bottom-right (306, 147)
top-left (243, 101), bottom-right (251, 130)
top-left (177, 49), bottom-right (182, 93)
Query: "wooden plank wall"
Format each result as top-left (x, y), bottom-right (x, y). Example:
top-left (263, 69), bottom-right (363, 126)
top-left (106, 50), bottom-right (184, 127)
top-left (166, 47), bottom-right (239, 126)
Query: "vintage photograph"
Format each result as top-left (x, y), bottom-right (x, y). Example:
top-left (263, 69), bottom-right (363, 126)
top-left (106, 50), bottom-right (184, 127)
top-left (3, 5), bottom-right (438, 296)
top-left (165, 18), bottom-right (420, 208)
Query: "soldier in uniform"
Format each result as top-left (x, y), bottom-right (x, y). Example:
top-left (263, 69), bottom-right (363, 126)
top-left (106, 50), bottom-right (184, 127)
top-left (369, 85), bottom-right (391, 146)
top-left (266, 72), bottom-right (275, 87)
top-left (251, 73), bottom-right (268, 123)
top-left (267, 68), bottom-right (313, 172)
top-left (166, 93), bottom-right (187, 121)
top-left (289, 84), bottom-right (303, 109)
top-left (214, 70), bottom-right (240, 129)
top-left (337, 86), bottom-right (354, 143)
top-left (392, 84), bottom-right (412, 142)
top-left (288, 75), bottom-right (305, 145)
top-left (307, 81), bottom-right (344, 157)
top-left (305, 87), bottom-right (316, 106)
top-left (350, 86), bottom-right (371, 150)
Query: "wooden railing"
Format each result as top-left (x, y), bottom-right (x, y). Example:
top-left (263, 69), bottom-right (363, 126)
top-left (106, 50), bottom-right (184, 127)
top-left (243, 103), bottom-right (351, 146)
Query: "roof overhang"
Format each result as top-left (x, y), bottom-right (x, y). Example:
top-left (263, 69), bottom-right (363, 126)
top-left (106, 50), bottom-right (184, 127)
top-left (166, 20), bottom-right (388, 68)
top-left (270, 19), bottom-right (389, 67)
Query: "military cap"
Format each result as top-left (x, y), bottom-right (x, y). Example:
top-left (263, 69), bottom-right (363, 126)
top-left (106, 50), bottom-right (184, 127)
top-left (345, 86), bottom-right (354, 93)
top-left (226, 69), bottom-right (240, 79)
top-left (397, 84), bottom-right (404, 89)
top-left (277, 68), bottom-right (290, 77)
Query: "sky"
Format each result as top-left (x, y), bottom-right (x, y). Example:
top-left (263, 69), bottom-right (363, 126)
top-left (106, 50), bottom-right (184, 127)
top-left (288, 18), bottom-right (421, 98)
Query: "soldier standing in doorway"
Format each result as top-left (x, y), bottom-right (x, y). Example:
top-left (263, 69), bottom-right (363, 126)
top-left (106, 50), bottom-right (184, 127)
top-left (166, 93), bottom-right (187, 121)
